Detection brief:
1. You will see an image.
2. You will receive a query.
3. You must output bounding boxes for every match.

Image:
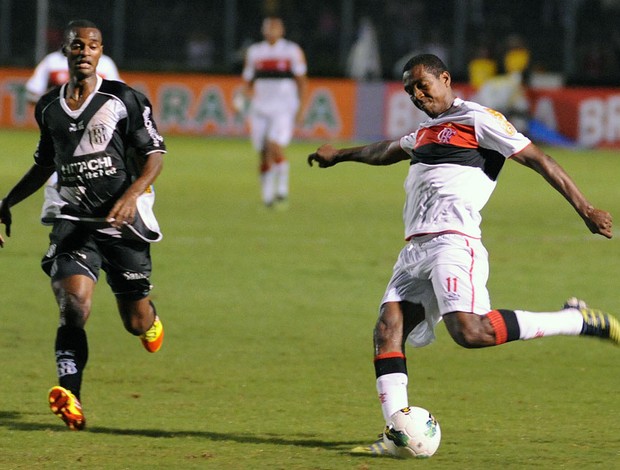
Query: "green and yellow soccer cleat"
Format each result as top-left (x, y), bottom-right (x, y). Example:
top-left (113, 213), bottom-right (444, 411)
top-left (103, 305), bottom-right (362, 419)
top-left (350, 434), bottom-right (392, 456)
top-left (48, 386), bottom-right (85, 430)
top-left (565, 297), bottom-right (620, 345)
top-left (140, 315), bottom-right (164, 353)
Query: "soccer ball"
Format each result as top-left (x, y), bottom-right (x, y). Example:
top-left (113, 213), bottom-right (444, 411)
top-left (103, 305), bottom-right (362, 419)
top-left (383, 406), bottom-right (441, 458)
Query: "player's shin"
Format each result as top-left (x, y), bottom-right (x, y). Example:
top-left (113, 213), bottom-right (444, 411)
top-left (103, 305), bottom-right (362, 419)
top-left (274, 158), bottom-right (289, 199)
top-left (54, 326), bottom-right (88, 399)
top-left (513, 309), bottom-right (583, 339)
top-left (374, 352), bottom-right (408, 422)
top-left (260, 163), bottom-right (276, 206)
top-left (487, 308), bottom-right (583, 343)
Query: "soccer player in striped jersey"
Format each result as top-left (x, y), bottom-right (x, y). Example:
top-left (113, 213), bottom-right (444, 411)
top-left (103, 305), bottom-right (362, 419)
top-left (25, 42), bottom-right (122, 226)
top-left (308, 54), bottom-right (618, 455)
top-left (242, 16), bottom-right (307, 208)
top-left (0, 19), bottom-right (165, 430)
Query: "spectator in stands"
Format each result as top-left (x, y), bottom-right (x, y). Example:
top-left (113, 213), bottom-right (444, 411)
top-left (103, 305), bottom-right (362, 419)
top-left (502, 34), bottom-right (530, 75)
top-left (185, 31), bottom-right (215, 70)
top-left (473, 34), bottom-right (531, 132)
top-left (468, 45), bottom-right (497, 90)
top-left (346, 17), bottom-right (382, 80)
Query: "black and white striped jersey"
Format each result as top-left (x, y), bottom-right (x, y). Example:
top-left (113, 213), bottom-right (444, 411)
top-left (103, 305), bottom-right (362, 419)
top-left (34, 76), bottom-right (165, 220)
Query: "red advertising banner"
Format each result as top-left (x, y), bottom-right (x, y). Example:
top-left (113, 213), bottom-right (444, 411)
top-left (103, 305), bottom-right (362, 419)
top-left (529, 88), bottom-right (620, 148)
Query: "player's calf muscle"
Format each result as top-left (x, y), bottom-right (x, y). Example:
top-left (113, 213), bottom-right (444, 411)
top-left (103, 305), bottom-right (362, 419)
top-left (444, 312), bottom-right (497, 348)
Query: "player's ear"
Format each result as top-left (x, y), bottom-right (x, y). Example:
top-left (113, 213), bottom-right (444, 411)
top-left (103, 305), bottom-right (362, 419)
top-left (441, 71), bottom-right (451, 87)
top-left (62, 44), bottom-right (70, 57)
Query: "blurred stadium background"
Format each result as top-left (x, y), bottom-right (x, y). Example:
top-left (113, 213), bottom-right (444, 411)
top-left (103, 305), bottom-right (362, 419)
top-left (1, 0), bottom-right (619, 84)
top-left (1, 0), bottom-right (619, 147)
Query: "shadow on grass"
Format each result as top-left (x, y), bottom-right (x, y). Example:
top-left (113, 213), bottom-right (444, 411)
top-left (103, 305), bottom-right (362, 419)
top-left (0, 410), bottom-right (360, 452)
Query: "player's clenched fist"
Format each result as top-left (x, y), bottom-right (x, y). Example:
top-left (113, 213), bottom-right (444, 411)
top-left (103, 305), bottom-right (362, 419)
top-left (307, 144), bottom-right (339, 168)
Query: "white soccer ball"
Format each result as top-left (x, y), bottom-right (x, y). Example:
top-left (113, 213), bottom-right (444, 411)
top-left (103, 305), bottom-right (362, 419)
top-left (383, 406), bottom-right (441, 458)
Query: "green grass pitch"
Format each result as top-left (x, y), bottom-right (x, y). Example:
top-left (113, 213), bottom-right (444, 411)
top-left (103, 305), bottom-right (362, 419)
top-left (0, 128), bottom-right (618, 469)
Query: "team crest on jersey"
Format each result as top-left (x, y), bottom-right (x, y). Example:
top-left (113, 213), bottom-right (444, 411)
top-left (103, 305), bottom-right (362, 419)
top-left (89, 123), bottom-right (108, 145)
top-left (68, 121), bottom-right (84, 132)
top-left (484, 107), bottom-right (516, 135)
top-left (437, 125), bottom-right (458, 144)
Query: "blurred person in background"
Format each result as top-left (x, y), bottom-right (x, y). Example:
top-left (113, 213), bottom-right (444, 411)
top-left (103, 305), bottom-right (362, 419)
top-left (308, 53), bottom-right (617, 455)
top-left (0, 19), bottom-right (165, 430)
top-left (26, 40), bottom-right (122, 225)
top-left (467, 44), bottom-right (497, 91)
top-left (240, 16), bottom-right (307, 209)
top-left (25, 46), bottom-right (121, 105)
top-left (185, 30), bottom-right (215, 70)
top-left (346, 16), bottom-right (382, 80)
top-left (473, 34), bottom-right (531, 132)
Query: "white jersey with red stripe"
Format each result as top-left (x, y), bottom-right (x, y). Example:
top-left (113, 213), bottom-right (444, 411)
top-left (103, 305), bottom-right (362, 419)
top-left (399, 97), bottom-right (531, 240)
top-left (242, 38), bottom-right (306, 114)
top-left (25, 50), bottom-right (121, 102)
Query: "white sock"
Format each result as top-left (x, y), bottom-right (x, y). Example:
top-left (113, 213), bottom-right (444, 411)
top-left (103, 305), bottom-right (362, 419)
top-left (275, 160), bottom-right (289, 199)
top-left (260, 168), bottom-right (276, 205)
top-left (515, 309), bottom-right (583, 340)
top-left (376, 373), bottom-right (408, 422)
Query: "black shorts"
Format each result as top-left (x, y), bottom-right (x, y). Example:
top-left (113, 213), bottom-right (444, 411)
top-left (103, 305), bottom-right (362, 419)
top-left (41, 219), bottom-right (153, 300)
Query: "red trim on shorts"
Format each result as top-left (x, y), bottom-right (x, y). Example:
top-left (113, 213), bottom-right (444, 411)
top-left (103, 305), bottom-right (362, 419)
top-left (465, 238), bottom-right (476, 314)
top-left (374, 352), bottom-right (406, 362)
top-left (486, 310), bottom-right (508, 345)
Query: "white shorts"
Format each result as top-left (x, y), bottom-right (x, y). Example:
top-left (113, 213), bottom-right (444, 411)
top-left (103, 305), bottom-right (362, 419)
top-left (380, 233), bottom-right (491, 348)
top-left (249, 108), bottom-right (296, 151)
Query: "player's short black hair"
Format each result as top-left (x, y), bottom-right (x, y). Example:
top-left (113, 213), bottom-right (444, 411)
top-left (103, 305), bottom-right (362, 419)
top-left (62, 19), bottom-right (102, 53)
top-left (63, 19), bottom-right (100, 40)
top-left (402, 54), bottom-right (448, 77)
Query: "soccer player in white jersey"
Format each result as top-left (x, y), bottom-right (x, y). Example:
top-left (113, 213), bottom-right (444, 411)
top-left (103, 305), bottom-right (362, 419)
top-left (242, 16), bottom-right (307, 208)
top-left (0, 19), bottom-right (165, 431)
top-left (26, 46), bottom-right (121, 224)
top-left (308, 54), bottom-right (618, 455)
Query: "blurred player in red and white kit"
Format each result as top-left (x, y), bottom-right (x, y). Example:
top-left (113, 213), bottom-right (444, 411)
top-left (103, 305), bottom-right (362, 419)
top-left (241, 16), bottom-right (307, 208)
top-left (25, 47), bottom-right (121, 224)
top-left (26, 49), bottom-right (121, 105)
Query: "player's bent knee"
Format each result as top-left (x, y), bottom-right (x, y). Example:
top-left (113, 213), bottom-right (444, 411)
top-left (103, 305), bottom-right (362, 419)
top-left (56, 292), bottom-right (91, 327)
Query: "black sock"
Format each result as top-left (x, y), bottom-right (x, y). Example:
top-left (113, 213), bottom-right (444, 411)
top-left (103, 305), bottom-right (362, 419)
top-left (374, 352), bottom-right (407, 378)
top-left (54, 326), bottom-right (88, 400)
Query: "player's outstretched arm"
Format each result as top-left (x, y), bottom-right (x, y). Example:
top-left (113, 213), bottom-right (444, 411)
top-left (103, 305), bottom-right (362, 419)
top-left (0, 163), bottom-right (55, 246)
top-left (0, 200), bottom-right (8, 247)
top-left (511, 143), bottom-right (613, 238)
top-left (307, 140), bottom-right (409, 168)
